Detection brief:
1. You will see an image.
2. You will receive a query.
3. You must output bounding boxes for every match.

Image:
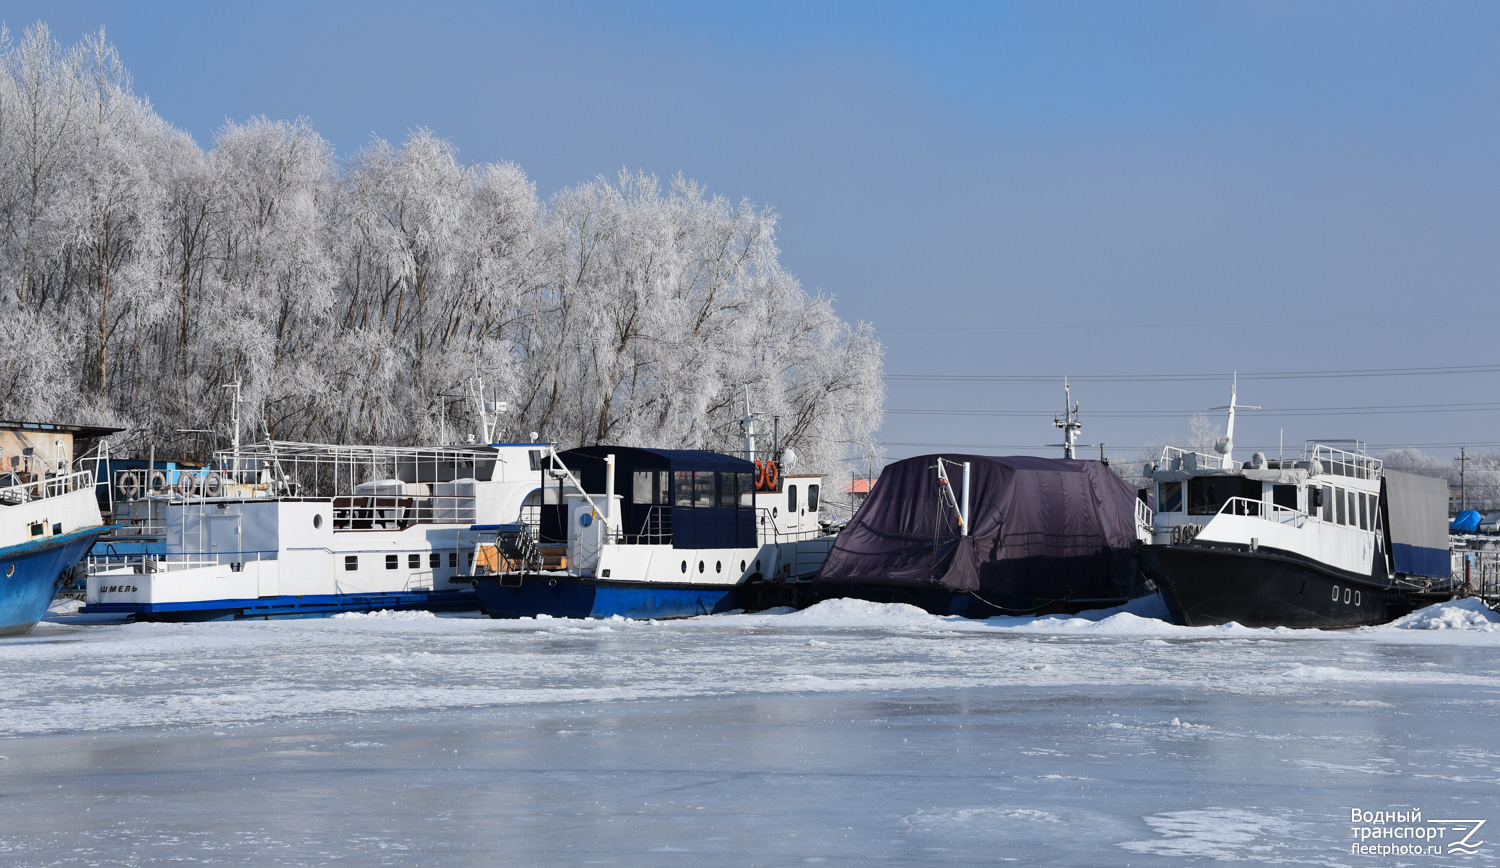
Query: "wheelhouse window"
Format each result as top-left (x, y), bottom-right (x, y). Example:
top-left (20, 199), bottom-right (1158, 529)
top-left (1358, 492), bottom-right (1369, 530)
top-left (633, 471), bottom-right (654, 504)
top-left (736, 472), bottom-right (754, 507)
top-left (674, 471), bottom-right (694, 508)
top-left (788, 484), bottom-right (799, 513)
top-left (1272, 484), bottom-right (1298, 512)
top-left (694, 471), bottom-right (715, 508)
top-left (1187, 476), bottom-right (1261, 516)
top-left (1335, 489), bottom-right (1346, 525)
top-left (717, 472), bottom-right (737, 508)
top-left (808, 484), bottom-right (820, 512)
top-left (529, 450), bottom-right (542, 471)
top-left (1158, 481), bottom-right (1183, 513)
top-left (1322, 487), bottom-right (1334, 523)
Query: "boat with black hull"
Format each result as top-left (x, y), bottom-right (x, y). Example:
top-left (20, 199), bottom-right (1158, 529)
top-left (1136, 382), bottom-right (1454, 628)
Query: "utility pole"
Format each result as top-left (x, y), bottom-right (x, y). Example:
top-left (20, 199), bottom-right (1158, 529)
top-left (1458, 446), bottom-right (1469, 511)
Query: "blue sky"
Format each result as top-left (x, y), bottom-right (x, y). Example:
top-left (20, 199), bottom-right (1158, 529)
top-left (10, 1), bottom-right (1500, 464)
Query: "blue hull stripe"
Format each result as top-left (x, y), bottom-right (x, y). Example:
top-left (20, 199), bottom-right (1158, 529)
top-left (81, 589), bottom-right (478, 621)
top-left (473, 577), bottom-right (738, 620)
top-left (0, 526), bottom-right (111, 636)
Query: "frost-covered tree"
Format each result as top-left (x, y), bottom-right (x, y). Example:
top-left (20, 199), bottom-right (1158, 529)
top-left (0, 24), bottom-right (883, 474)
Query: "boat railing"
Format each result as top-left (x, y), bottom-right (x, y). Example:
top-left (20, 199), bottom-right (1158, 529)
top-left (86, 549), bottom-right (277, 576)
top-left (1303, 443), bottom-right (1381, 480)
top-left (1216, 497), bottom-right (1310, 528)
top-left (0, 468), bottom-right (94, 506)
top-left (1134, 499), bottom-right (1154, 542)
top-left (618, 505), bottom-right (673, 546)
top-left (754, 508), bottom-right (827, 543)
top-left (1455, 549), bottom-right (1500, 600)
top-left (1159, 445), bottom-right (1239, 472)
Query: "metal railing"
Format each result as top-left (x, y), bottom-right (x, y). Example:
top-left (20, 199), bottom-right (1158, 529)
top-left (1134, 499), bottom-right (1154, 542)
top-left (1216, 496), bottom-right (1311, 528)
top-left (1304, 443), bottom-right (1381, 481)
top-left (86, 549), bottom-right (276, 576)
top-left (754, 507), bottom-right (828, 543)
top-left (1159, 445), bottom-right (1239, 472)
top-left (619, 505), bottom-right (673, 545)
top-left (0, 468), bottom-right (94, 506)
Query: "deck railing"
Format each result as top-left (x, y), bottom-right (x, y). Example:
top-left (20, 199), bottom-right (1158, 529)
top-left (86, 549), bottom-right (276, 576)
top-left (1159, 445), bottom-right (1239, 472)
top-left (1215, 496), bottom-right (1311, 528)
top-left (0, 468), bottom-right (94, 506)
top-left (1304, 444), bottom-right (1381, 481)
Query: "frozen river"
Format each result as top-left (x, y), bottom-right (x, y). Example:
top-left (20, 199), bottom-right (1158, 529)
top-left (2, 596), bottom-right (1499, 866)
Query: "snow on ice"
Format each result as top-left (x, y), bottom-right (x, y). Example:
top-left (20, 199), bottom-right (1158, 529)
top-left (0, 596), bottom-right (1497, 865)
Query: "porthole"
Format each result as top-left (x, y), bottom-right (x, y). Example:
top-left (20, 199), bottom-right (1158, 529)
top-left (715, 561), bottom-right (722, 573)
top-left (681, 560), bottom-right (688, 574)
top-left (4, 564), bottom-right (12, 578)
top-left (755, 559), bottom-right (761, 572)
top-left (1343, 588), bottom-right (1351, 604)
top-left (698, 560), bottom-right (705, 574)
top-left (740, 560), bottom-right (746, 572)
top-left (580, 513), bottom-right (593, 528)
top-left (313, 513), bottom-right (323, 529)
top-left (1330, 585), bottom-right (1339, 602)
top-left (1354, 590), bottom-right (1361, 606)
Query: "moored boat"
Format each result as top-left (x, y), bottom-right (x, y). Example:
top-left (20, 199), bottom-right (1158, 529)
top-left (1136, 382), bottom-right (1455, 628)
top-left (0, 421), bottom-right (118, 636)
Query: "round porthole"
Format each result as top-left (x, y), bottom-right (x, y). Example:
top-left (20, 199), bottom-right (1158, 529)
top-left (715, 561), bottom-right (722, 573)
top-left (580, 513), bottom-right (593, 527)
top-left (681, 560), bottom-right (688, 573)
top-left (698, 561), bottom-right (705, 574)
top-left (5, 564), bottom-right (12, 578)
top-left (313, 514), bottom-right (323, 529)
top-left (772, 507), bottom-right (778, 517)
top-left (755, 559), bottom-right (761, 572)
top-left (740, 560), bottom-right (746, 572)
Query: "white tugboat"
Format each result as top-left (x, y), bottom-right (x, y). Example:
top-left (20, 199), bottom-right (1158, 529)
top-left (1136, 379), bottom-right (1454, 628)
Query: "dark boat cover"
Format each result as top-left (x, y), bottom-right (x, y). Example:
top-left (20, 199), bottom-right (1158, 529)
top-left (1382, 470), bottom-right (1451, 577)
top-left (815, 455), bottom-right (1141, 601)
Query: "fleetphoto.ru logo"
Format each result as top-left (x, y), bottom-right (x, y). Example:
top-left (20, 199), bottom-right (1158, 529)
top-left (1349, 808), bottom-right (1486, 857)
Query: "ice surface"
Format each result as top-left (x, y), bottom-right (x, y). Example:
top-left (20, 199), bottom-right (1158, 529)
top-left (0, 596), bottom-right (1497, 865)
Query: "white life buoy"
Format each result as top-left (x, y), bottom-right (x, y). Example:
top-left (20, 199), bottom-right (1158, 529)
top-left (148, 471), bottom-right (168, 493)
top-left (175, 474), bottom-right (194, 497)
top-left (203, 473), bottom-right (222, 497)
top-left (117, 472), bottom-right (141, 500)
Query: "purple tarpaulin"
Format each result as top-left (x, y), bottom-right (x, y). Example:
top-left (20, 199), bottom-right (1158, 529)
top-left (816, 455), bottom-right (1142, 603)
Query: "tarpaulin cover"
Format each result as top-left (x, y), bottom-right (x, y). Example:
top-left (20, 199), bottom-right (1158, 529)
top-left (1383, 470), bottom-right (1451, 577)
top-left (815, 455), bottom-right (1142, 600)
top-left (1450, 509), bottom-right (1482, 534)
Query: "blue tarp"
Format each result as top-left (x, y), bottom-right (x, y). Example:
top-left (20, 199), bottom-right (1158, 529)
top-left (1451, 509), bottom-right (1482, 533)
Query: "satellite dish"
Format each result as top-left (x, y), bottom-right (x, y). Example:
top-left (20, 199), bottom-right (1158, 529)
top-left (781, 447), bottom-right (798, 470)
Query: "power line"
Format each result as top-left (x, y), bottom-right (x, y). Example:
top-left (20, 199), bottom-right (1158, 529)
top-left (884, 363), bottom-right (1500, 384)
top-left (879, 311), bottom-right (1500, 333)
top-left (886, 402), bottom-right (1500, 418)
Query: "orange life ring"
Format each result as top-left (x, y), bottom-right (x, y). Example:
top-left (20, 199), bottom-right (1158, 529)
top-left (763, 460), bottom-right (778, 492)
top-left (754, 460), bottom-right (766, 491)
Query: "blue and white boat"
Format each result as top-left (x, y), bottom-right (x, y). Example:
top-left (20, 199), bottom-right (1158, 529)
top-left (82, 437), bottom-right (546, 621)
top-left (0, 421), bottom-right (117, 636)
top-left (464, 402), bottom-right (836, 620)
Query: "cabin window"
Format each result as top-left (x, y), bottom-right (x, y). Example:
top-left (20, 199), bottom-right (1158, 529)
top-left (633, 471), bottom-right (654, 504)
top-left (1322, 487), bottom-right (1334, 523)
top-left (386, 554), bottom-right (398, 570)
top-left (1187, 476), bottom-right (1260, 516)
top-left (788, 484), bottom-right (799, 513)
top-left (737, 472), bottom-right (754, 507)
top-left (408, 553), bottom-right (421, 569)
top-left (674, 471), bottom-right (695, 507)
top-left (809, 484), bottom-right (820, 512)
top-left (694, 471), bottom-right (715, 508)
top-left (430, 552), bottom-right (441, 569)
top-left (1336, 489), bottom-right (1346, 525)
top-left (1158, 481), bottom-right (1183, 513)
top-left (714, 472), bottom-right (734, 508)
top-left (344, 555), bottom-right (358, 572)
top-left (449, 552), bottom-right (458, 568)
top-left (1358, 493), bottom-right (1369, 530)
top-left (529, 450), bottom-right (542, 471)
top-left (1272, 484), bottom-right (1297, 512)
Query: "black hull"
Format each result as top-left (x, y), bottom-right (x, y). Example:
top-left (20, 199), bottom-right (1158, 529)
top-left (807, 582), bottom-right (1140, 619)
top-left (1138, 544), bottom-right (1421, 628)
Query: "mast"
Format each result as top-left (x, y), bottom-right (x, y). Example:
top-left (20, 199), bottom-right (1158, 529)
top-left (740, 386), bottom-right (758, 463)
top-left (1211, 373), bottom-right (1259, 470)
top-left (1053, 378), bottom-right (1082, 459)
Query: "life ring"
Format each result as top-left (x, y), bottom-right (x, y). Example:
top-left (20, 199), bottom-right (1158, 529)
top-left (175, 474), bottom-right (194, 497)
top-left (148, 471), bottom-right (168, 492)
top-left (117, 472), bottom-right (141, 500)
top-left (754, 460), bottom-right (766, 491)
top-left (203, 473), bottom-right (222, 497)
top-left (762, 460), bottom-right (778, 492)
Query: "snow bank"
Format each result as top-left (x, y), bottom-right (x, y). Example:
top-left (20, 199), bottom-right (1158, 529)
top-left (46, 598), bottom-right (84, 616)
top-left (1388, 597), bottom-right (1500, 631)
top-left (330, 609), bottom-right (437, 621)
